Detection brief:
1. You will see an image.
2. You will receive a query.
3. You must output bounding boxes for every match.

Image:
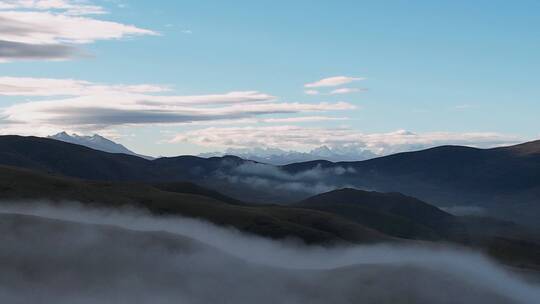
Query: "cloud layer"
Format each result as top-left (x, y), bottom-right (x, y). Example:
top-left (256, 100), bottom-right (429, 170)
top-left (0, 203), bottom-right (538, 304)
top-left (305, 76), bottom-right (365, 88)
top-left (171, 125), bottom-right (521, 156)
top-left (0, 77), bottom-right (354, 135)
top-left (0, 1), bottom-right (156, 61)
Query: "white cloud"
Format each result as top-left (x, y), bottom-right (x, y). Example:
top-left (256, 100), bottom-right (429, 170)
top-left (304, 89), bottom-right (319, 95)
top-left (0, 0), bottom-right (106, 15)
top-left (455, 104), bottom-right (477, 110)
top-left (0, 77), bottom-right (170, 96)
top-left (305, 76), bottom-right (365, 88)
top-left (0, 77), bottom-right (354, 135)
top-left (0, 11), bottom-right (156, 45)
top-left (329, 87), bottom-right (366, 95)
top-left (261, 116), bottom-right (348, 123)
top-left (0, 1), bottom-right (157, 61)
top-left (168, 116), bottom-right (349, 127)
top-left (170, 126), bottom-right (522, 156)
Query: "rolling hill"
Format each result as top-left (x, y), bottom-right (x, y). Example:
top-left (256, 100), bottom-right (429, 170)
top-left (295, 188), bottom-right (454, 240)
top-left (0, 165), bottom-right (389, 245)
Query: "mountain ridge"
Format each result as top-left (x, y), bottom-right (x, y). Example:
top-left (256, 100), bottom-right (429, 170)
top-left (1, 135), bottom-right (539, 227)
top-left (49, 132), bottom-right (153, 160)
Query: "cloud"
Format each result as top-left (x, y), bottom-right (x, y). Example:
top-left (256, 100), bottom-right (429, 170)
top-left (304, 89), bottom-right (320, 95)
top-left (440, 206), bottom-right (487, 216)
top-left (455, 104), bottom-right (478, 110)
top-left (261, 116), bottom-right (348, 123)
top-left (305, 76), bottom-right (365, 88)
top-left (0, 77), bottom-right (171, 96)
top-left (218, 161), bottom-right (357, 194)
top-left (170, 126), bottom-right (522, 156)
top-left (0, 0), bottom-right (106, 15)
top-left (0, 77), bottom-right (354, 135)
top-left (0, 11), bottom-right (157, 44)
top-left (157, 116), bottom-right (348, 128)
top-left (0, 1), bottom-right (156, 61)
top-left (0, 39), bottom-right (81, 61)
top-left (233, 161), bottom-right (356, 181)
top-left (0, 203), bottom-right (538, 304)
top-left (329, 87), bottom-right (366, 95)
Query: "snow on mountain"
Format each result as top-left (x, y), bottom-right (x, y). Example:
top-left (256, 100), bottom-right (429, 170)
top-left (49, 132), bottom-right (153, 159)
top-left (200, 146), bottom-right (378, 165)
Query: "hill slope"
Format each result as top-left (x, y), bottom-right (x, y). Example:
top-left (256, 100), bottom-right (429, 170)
top-left (295, 188), bottom-right (454, 240)
top-left (284, 141), bottom-right (540, 227)
top-left (0, 165), bottom-right (389, 244)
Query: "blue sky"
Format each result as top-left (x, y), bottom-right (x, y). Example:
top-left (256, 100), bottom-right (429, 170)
top-left (0, 0), bottom-right (538, 156)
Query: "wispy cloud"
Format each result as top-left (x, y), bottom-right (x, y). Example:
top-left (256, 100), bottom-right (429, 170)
top-left (0, 0), bottom-right (106, 15)
top-left (454, 104), bottom-right (478, 110)
top-left (0, 77), bottom-right (354, 135)
top-left (0, 77), bottom-right (170, 96)
top-left (304, 89), bottom-right (319, 95)
top-left (261, 116), bottom-right (348, 123)
top-left (0, 1), bottom-right (157, 62)
top-left (305, 76), bottom-right (365, 88)
top-left (329, 87), bottom-right (366, 95)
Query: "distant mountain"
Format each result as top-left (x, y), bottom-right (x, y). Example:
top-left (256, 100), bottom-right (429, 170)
top-left (49, 132), bottom-right (153, 159)
top-left (200, 146), bottom-right (377, 165)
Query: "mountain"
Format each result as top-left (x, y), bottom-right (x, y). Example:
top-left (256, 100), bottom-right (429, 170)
top-left (200, 146), bottom-right (377, 165)
top-left (282, 141), bottom-right (540, 228)
top-left (49, 132), bottom-right (153, 159)
top-left (502, 139), bottom-right (540, 156)
top-left (0, 135), bottom-right (539, 228)
top-left (0, 135), bottom-right (156, 181)
top-left (295, 188), bottom-right (454, 240)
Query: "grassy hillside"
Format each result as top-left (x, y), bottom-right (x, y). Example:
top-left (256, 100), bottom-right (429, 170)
top-left (0, 165), bottom-right (389, 245)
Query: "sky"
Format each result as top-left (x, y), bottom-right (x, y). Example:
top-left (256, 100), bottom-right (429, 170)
top-left (0, 0), bottom-right (539, 157)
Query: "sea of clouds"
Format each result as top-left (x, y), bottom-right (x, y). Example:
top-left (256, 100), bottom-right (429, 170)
top-left (0, 202), bottom-right (538, 304)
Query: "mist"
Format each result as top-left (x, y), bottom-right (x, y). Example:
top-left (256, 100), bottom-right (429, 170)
top-left (215, 161), bottom-right (359, 196)
top-left (0, 202), bottom-right (539, 304)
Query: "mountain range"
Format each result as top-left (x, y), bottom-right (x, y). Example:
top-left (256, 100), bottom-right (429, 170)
top-left (0, 134), bottom-right (540, 274)
top-left (200, 146), bottom-right (378, 165)
top-left (2, 135), bottom-right (539, 228)
top-left (49, 132), bottom-right (378, 164)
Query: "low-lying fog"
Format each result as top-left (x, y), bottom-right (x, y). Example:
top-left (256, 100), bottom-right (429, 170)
top-left (0, 202), bottom-right (538, 304)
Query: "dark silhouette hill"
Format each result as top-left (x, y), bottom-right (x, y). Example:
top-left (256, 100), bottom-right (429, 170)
top-left (295, 188), bottom-right (454, 240)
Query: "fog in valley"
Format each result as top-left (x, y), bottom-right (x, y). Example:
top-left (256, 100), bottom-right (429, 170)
top-left (0, 202), bottom-right (538, 304)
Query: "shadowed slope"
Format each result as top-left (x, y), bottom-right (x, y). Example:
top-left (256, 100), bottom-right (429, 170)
top-left (0, 165), bottom-right (389, 244)
top-left (295, 188), bottom-right (453, 240)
